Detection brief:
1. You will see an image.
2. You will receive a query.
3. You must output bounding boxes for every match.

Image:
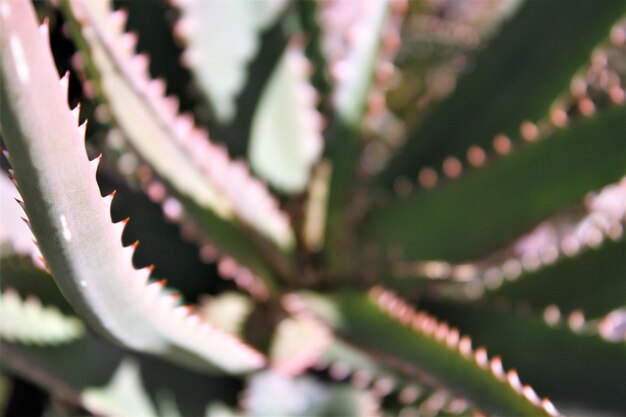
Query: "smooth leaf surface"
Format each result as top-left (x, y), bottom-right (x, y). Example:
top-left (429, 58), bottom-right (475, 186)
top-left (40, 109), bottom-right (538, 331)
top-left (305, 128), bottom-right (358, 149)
top-left (484, 238), bottom-right (626, 318)
top-left (364, 105), bottom-right (626, 262)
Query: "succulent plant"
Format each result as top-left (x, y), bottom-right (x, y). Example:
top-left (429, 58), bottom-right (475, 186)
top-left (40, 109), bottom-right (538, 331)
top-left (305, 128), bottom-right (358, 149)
top-left (1, 0), bottom-right (625, 416)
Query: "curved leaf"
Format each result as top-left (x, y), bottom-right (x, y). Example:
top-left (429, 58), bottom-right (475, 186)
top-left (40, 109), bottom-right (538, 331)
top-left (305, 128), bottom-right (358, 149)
top-left (62, 0), bottom-right (295, 293)
top-left (0, 0), bottom-right (263, 373)
top-left (422, 302), bottom-right (626, 412)
top-left (293, 288), bottom-right (559, 416)
top-left (378, 0), bottom-right (626, 186)
top-left (484, 238), bottom-right (626, 318)
top-left (82, 359), bottom-right (158, 417)
top-left (249, 42), bottom-right (323, 193)
top-left (0, 289), bottom-right (84, 346)
top-left (172, 0), bottom-right (287, 123)
top-left (363, 105), bottom-right (626, 262)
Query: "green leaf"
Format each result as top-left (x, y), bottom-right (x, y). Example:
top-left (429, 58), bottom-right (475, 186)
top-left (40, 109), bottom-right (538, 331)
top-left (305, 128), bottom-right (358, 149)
top-left (484, 238), bottom-right (626, 318)
top-left (363, 105), bottom-right (626, 262)
top-left (172, 0), bottom-right (287, 123)
top-left (82, 359), bottom-right (158, 417)
top-left (61, 0), bottom-right (295, 293)
top-left (295, 289), bottom-right (560, 416)
top-left (269, 316), bottom-right (331, 376)
top-left (422, 302), bottom-right (626, 413)
top-left (198, 292), bottom-right (253, 336)
top-left (249, 42), bottom-right (323, 193)
top-left (322, 386), bottom-right (380, 417)
top-left (244, 371), bottom-right (330, 417)
top-left (322, 0), bottom-right (397, 274)
top-left (0, 1), bottom-right (264, 373)
top-left (0, 289), bottom-right (84, 346)
top-left (378, 0), bottom-right (626, 186)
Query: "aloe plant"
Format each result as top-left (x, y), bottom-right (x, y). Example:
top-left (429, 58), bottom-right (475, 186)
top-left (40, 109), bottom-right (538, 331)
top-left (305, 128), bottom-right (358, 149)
top-left (1, 0), bottom-right (624, 415)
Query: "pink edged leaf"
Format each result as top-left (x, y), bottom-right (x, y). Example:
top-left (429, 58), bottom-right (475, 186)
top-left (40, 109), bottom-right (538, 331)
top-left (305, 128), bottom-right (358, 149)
top-left (0, 0), bottom-right (264, 374)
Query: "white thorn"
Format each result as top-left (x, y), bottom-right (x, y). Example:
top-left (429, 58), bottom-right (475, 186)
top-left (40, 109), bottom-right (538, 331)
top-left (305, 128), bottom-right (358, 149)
top-left (542, 399), bottom-right (560, 416)
top-left (89, 154), bottom-right (102, 175)
top-left (60, 71), bottom-right (71, 98)
top-left (507, 370), bottom-right (522, 392)
top-left (522, 385), bottom-right (541, 406)
top-left (38, 19), bottom-right (50, 45)
top-left (474, 347), bottom-right (488, 368)
top-left (490, 357), bottom-right (504, 380)
top-left (458, 336), bottom-right (472, 357)
top-left (109, 9), bottom-right (129, 33)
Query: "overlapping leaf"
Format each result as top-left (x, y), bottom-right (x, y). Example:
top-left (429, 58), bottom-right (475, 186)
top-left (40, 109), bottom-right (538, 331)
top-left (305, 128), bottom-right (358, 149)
top-left (0, 0), bottom-right (264, 373)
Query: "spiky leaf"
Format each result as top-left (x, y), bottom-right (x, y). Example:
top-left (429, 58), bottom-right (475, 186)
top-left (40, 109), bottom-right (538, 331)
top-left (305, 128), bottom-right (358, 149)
top-left (294, 289), bottom-right (559, 416)
top-left (379, 0), bottom-right (626, 185)
top-left (0, 0), bottom-right (264, 373)
top-left (364, 106), bottom-right (626, 262)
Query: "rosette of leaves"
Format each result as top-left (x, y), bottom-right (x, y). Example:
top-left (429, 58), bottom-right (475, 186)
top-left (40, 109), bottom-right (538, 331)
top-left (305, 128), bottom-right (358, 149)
top-left (1, 0), bottom-right (624, 416)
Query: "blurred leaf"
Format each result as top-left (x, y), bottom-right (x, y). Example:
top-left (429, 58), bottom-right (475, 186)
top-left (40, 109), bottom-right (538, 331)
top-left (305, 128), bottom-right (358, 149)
top-left (0, 289), bottom-right (84, 346)
top-left (364, 105), bottom-right (626, 262)
top-left (82, 359), bottom-right (158, 417)
top-left (484, 238), bottom-right (626, 318)
top-left (379, 0), bottom-right (626, 186)
top-left (296, 290), bottom-right (555, 416)
top-left (198, 292), bottom-right (253, 336)
top-left (172, 0), bottom-right (287, 123)
top-left (249, 43), bottom-right (323, 193)
top-left (422, 302), bottom-right (626, 413)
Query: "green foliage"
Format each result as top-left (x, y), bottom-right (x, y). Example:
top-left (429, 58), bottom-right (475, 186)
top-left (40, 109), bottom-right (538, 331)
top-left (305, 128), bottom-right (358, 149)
top-left (1, 0), bottom-right (624, 416)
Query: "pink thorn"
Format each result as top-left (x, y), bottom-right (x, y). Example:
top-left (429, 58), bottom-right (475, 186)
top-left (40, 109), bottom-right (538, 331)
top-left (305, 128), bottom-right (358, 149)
top-left (577, 97), bottom-right (595, 116)
top-left (568, 309), bottom-right (585, 331)
top-left (458, 336), bottom-right (472, 357)
top-left (59, 71), bottom-right (70, 97)
top-left (467, 146), bottom-right (486, 167)
top-left (609, 86), bottom-right (625, 104)
top-left (132, 53), bottom-right (150, 77)
top-left (520, 121), bottom-right (539, 142)
top-left (173, 19), bottom-right (190, 40)
top-left (474, 347), bottom-right (488, 368)
top-left (109, 9), bottom-right (129, 33)
top-left (522, 385), bottom-right (541, 406)
top-left (89, 154), bottom-right (102, 173)
top-left (418, 167), bottom-right (438, 188)
top-left (542, 399), bottom-right (560, 416)
top-left (446, 328), bottom-right (460, 348)
top-left (507, 369), bottom-right (522, 392)
top-left (435, 323), bottom-right (448, 342)
top-left (14, 198), bottom-right (25, 209)
top-left (372, 377), bottom-right (394, 397)
top-left (550, 108), bottom-right (568, 128)
top-left (490, 356), bottom-right (504, 379)
top-left (38, 19), bottom-right (50, 40)
top-left (493, 134), bottom-right (512, 155)
top-left (118, 32), bottom-right (138, 54)
top-left (442, 157), bottom-right (462, 179)
top-left (328, 362), bottom-right (350, 380)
